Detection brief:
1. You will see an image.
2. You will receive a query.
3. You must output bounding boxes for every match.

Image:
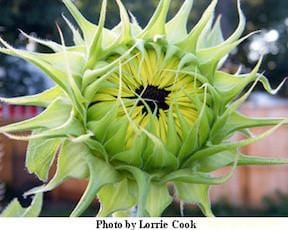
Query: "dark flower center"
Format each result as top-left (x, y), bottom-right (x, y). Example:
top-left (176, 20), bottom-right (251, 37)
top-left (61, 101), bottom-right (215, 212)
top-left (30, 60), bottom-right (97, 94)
top-left (134, 85), bottom-right (170, 116)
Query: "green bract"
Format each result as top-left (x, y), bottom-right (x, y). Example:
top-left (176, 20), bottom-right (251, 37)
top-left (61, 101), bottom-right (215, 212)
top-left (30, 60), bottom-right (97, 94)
top-left (0, 0), bottom-right (288, 217)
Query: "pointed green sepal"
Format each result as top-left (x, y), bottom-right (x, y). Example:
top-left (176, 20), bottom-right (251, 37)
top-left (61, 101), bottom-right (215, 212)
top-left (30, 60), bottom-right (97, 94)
top-left (0, 86), bottom-right (62, 107)
top-left (62, 0), bottom-right (97, 44)
top-left (166, 0), bottom-right (194, 43)
top-left (145, 182), bottom-right (172, 217)
top-left (26, 130), bottom-right (63, 181)
top-left (140, 0), bottom-right (171, 39)
top-left (0, 98), bottom-right (72, 133)
top-left (71, 154), bottom-right (120, 217)
top-left (177, 0), bottom-right (217, 53)
top-left (174, 183), bottom-right (213, 217)
top-left (115, 0), bottom-right (132, 44)
top-left (97, 178), bottom-right (136, 217)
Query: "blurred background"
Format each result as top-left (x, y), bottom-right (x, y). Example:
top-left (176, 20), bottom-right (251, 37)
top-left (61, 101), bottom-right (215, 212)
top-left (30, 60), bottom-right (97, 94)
top-left (0, 0), bottom-right (288, 216)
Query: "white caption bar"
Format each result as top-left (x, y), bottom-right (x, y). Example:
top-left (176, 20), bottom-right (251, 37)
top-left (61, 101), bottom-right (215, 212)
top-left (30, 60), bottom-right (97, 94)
top-left (0, 218), bottom-right (288, 230)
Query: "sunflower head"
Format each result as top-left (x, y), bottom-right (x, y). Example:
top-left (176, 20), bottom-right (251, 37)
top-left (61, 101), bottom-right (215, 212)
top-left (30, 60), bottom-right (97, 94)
top-left (0, 0), bottom-right (287, 217)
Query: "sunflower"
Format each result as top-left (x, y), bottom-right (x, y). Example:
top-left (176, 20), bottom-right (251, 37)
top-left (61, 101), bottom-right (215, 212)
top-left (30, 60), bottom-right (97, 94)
top-left (0, 0), bottom-right (287, 217)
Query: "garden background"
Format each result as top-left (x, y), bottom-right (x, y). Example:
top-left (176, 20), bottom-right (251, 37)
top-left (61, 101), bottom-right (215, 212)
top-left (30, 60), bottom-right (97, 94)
top-left (0, 0), bottom-right (288, 216)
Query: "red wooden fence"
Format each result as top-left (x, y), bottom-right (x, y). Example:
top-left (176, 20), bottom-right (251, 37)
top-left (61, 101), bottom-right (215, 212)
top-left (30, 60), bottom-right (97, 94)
top-left (0, 103), bottom-right (42, 120)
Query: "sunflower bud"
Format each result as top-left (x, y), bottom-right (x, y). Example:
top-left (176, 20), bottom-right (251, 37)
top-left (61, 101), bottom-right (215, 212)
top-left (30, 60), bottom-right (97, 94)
top-left (0, 0), bottom-right (287, 217)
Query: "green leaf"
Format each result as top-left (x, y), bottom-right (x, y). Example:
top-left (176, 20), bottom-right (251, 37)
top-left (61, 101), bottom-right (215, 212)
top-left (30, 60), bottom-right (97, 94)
top-left (196, 150), bottom-right (288, 173)
top-left (184, 119), bottom-right (287, 167)
top-left (26, 130), bottom-right (63, 181)
top-left (56, 25), bottom-right (87, 122)
top-left (1, 200), bottom-right (25, 217)
top-left (25, 141), bottom-right (89, 197)
top-left (86, 0), bottom-right (107, 69)
top-left (5, 113), bottom-right (85, 142)
top-left (62, 15), bottom-right (84, 46)
top-left (0, 98), bottom-right (72, 133)
top-left (166, 108), bottom-right (181, 155)
top-left (196, 151), bottom-right (237, 172)
top-left (85, 138), bottom-right (108, 161)
top-left (202, 32), bottom-right (250, 62)
top-left (115, 0), bottom-right (132, 44)
top-left (178, 0), bottom-right (217, 53)
top-left (198, 16), bottom-right (223, 49)
top-left (19, 29), bottom-right (62, 52)
top-left (140, 0), bottom-right (171, 39)
top-left (202, 0), bottom-right (244, 51)
top-left (162, 169), bottom-right (231, 185)
top-left (0, 86), bottom-right (63, 107)
top-left (223, 0), bottom-right (246, 45)
top-left (198, 32), bottom-right (256, 80)
top-left (213, 59), bottom-right (260, 103)
top-left (82, 44), bottom-right (138, 90)
top-left (62, 0), bottom-right (97, 44)
top-left (104, 119), bottom-right (129, 155)
top-left (28, 50), bottom-right (85, 77)
top-left (145, 182), bottom-right (172, 217)
top-left (166, 0), bottom-right (194, 43)
top-left (97, 178), bottom-right (136, 217)
top-left (178, 124), bottom-right (197, 161)
top-left (174, 183), bottom-right (213, 217)
top-left (116, 166), bottom-right (151, 217)
top-left (1, 193), bottom-right (43, 217)
top-left (178, 89), bottom-right (211, 162)
top-left (238, 154), bottom-right (288, 166)
top-left (211, 111), bottom-right (287, 143)
top-left (258, 75), bottom-right (287, 95)
top-left (142, 123), bottom-right (178, 171)
top-left (71, 154), bottom-right (120, 217)
top-left (111, 132), bottom-right (145, 167)
top-left (87, 104), bottom-right (118, 142)
top-left (197, 0), bottom-right (246, 63)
